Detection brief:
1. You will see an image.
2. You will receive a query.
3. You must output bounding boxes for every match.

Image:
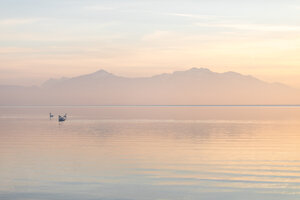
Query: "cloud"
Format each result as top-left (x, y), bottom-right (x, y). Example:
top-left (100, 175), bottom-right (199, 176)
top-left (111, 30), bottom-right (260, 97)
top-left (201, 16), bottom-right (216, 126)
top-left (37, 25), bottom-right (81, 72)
top-left (84, 5), bottom-right (115, 11)
top-left (170, 12), bottom-right (300, 32)
top-left (168, 13), bottom-right (221, 20)
top-left (0, 47), bottom-right (38, 54)
top-left (142, 31), bottom-right (172, 41)
top-left (292, 5), bottom-right (300, 9)
top-left (0, 18), bottom-right (42, 25)
top-left (196, 23), bottom-right (300, 32)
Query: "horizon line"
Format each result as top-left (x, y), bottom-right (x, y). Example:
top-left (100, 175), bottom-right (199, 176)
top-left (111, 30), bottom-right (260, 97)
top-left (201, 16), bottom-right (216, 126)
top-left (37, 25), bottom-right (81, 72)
top-left (1, 104), bottom-right (300, 107)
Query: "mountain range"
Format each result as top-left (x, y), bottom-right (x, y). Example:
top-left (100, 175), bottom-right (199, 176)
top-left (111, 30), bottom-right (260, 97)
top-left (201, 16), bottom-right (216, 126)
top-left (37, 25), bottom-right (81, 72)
top-left (0, 68), bottom-right (299, 105)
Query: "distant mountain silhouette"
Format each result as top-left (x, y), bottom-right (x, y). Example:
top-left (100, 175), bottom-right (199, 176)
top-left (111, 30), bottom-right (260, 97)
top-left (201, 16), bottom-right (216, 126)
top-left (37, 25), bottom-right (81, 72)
top-left (0, 68), bottom-right (299, 105)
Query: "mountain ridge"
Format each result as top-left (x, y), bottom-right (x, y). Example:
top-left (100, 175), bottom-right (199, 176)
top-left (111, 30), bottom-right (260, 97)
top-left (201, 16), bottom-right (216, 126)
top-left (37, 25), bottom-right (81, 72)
top-left (0, 68), bottom-right (299, 105)
top-left (41, 68), bottom-right (282, 88)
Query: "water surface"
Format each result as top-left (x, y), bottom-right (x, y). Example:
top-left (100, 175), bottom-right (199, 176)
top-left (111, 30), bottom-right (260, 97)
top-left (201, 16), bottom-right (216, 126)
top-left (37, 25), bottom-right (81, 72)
top-left (1, 106), bottom-right (300, 200)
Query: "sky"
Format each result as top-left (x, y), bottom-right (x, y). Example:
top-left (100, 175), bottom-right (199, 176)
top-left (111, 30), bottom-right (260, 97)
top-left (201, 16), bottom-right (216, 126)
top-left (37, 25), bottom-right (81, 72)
top-left (0, 0), bottom-right (300, 87)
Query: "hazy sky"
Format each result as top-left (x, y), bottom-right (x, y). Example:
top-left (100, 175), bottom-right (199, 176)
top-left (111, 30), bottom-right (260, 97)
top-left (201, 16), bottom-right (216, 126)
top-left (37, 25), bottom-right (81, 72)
top-left (1, 0), bottom-right (300, 87)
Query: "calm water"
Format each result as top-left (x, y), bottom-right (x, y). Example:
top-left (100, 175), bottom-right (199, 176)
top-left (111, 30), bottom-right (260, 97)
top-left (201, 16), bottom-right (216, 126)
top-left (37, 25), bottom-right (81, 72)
top-left (1, 106), bottom-right (300, 200)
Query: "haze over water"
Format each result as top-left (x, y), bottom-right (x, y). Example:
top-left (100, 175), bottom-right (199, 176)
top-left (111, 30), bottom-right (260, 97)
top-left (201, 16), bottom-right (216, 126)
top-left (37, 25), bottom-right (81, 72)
top-left (1, 106), bottom-right (300, 200)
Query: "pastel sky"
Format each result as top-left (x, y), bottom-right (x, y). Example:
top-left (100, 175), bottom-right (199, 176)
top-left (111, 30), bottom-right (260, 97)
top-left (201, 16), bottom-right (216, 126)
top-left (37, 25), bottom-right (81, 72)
top-left (1, 0), bottom-right (300, 87)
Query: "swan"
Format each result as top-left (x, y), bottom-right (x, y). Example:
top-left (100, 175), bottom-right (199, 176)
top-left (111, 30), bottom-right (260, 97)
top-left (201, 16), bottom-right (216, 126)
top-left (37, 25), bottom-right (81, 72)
top-left (49, 113), bottom-right (54, 119)
top-left (58, 115), bottom-right (66, 122)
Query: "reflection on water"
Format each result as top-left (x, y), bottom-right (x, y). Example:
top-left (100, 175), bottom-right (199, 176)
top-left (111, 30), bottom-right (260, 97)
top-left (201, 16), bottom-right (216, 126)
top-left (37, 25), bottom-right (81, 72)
top-left (1, 106), bottom-right (300, 200)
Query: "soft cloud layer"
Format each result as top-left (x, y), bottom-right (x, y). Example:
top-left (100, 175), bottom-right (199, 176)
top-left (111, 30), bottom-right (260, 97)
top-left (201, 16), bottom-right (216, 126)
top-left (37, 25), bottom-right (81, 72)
top-left (168, 13), bottom-right (222, 20)
top-left (196, 23), bottom-right (300, 32)
top-left (0, 18), bottom-right (42, 25)
top-left (83, 5), bottom-right (116, 11)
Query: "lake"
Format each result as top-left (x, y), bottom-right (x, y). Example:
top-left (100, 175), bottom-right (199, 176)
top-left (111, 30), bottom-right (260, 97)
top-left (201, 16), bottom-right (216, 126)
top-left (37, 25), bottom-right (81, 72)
top-left (1, 106), bottom-right (300, 200)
